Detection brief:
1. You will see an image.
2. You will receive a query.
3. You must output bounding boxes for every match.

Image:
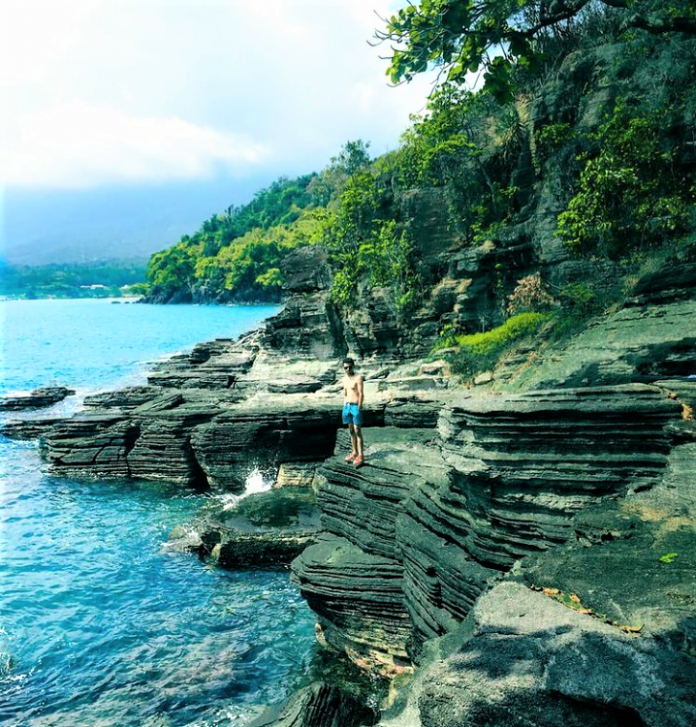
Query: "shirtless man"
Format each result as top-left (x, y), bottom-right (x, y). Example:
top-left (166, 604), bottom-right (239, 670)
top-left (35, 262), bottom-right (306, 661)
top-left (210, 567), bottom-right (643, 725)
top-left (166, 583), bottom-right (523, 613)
top-left (342, 357), bottom-right (365, 467)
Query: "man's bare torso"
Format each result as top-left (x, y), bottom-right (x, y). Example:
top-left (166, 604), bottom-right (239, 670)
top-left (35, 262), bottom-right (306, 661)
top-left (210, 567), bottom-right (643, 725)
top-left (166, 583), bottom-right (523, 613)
top-left (343, 374), bottom-right (362, 404)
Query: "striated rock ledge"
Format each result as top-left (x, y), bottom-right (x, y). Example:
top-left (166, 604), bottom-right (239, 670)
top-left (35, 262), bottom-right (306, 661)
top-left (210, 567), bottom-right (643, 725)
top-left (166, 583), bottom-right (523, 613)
top-left (376, 424), bottom-right (696, 727)
top-left (0, 386), bottom-right (75, 411)
top-left (296, 534), bottom-right (412, 673)
top-left (292, 383), bottom-right (684, 672)
top-left (248, 682), bottom-right (377, 727)
top-left (0, 417), bottom-right (63, 440)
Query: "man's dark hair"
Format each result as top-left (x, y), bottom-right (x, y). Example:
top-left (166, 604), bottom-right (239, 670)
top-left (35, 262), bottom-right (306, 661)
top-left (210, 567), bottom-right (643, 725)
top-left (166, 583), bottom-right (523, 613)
top-left (343, 357), bottom-right (355, 368)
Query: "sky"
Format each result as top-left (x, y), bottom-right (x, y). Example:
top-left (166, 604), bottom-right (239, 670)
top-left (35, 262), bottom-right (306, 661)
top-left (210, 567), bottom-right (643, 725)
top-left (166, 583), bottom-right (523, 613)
top-left (1, 0), bottom-right (436, 264)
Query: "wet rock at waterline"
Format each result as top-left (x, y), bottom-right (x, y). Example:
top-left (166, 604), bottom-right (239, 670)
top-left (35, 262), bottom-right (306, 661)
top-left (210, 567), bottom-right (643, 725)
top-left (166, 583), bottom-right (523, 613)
top-left (0, 386), bottom-right (75, 411)
top-left (249, 682), bottom-right (377, 727)
top-left (203, 529), bottom-right (319, 568)
top-left (169, 487), bottom-right (322, 567)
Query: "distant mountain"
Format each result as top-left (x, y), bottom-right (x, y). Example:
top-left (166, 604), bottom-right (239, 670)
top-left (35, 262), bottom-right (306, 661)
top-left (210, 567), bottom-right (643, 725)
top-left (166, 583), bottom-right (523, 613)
top-left (1, 176), bottom-right (273, 265)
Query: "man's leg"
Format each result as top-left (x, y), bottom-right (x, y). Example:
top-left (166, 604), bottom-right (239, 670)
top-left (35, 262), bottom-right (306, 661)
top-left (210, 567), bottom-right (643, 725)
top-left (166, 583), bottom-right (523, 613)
top-left (355, 426), bottom-right (364, 459)
top-left (349, 423), bottom-right (358, 456)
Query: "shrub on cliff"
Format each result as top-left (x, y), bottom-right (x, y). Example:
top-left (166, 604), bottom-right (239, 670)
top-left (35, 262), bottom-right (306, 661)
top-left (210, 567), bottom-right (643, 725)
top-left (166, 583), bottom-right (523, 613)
top-left (364, 221), bottom-right (422, 314)
top-left (374, 86), bottom-right (525, 245)
top-left (321, 174), bottom-right (423, 316)
top-left (507, 273), bottom-right (555, 316)
top-left (443, 312), bottom-right (552, 378)
top-left (557, 102), bottom-right (694, 259)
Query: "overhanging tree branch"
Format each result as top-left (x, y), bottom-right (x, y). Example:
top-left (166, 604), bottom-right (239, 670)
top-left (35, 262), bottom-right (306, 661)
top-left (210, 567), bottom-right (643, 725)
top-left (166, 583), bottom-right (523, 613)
top-left (628, 14), bottom-right (696, 35)
top-left (376, 0), bottom-right (696, 100)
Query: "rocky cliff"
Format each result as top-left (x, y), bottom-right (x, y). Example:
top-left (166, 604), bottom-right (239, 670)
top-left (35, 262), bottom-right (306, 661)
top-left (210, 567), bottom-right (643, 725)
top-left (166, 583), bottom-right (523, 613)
top-left (4, 225), bottom-right (695, 726)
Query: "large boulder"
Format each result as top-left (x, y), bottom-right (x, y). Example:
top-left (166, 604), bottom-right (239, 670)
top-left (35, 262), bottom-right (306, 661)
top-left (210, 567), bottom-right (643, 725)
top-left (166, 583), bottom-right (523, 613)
top-left (292, 534), bottom-right (412, 675)
top-left (379, 581), bottom-right (696, 727)
top-left (44, 412), bottom-right (138, 479)
top-left (44, 397), bottom-right (220, 485)
top-left (174, 488), bottom-right (322, 568)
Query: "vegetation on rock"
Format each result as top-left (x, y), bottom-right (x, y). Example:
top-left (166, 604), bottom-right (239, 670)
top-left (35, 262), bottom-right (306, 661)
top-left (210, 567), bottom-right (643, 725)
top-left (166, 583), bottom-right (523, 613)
top-left (145, 175), bottom-right (320, 303)
top-left (376, 0), bottom-right (696, 101)
top-left (438, 312), bottom-right (551, 376)
top-left (557, 101), bottom-right (694, 258)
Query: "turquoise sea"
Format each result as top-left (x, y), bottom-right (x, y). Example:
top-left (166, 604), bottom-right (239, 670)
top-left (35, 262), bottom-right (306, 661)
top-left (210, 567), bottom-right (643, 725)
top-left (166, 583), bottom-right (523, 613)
top-left (0, 300), bottom-right (316, 727)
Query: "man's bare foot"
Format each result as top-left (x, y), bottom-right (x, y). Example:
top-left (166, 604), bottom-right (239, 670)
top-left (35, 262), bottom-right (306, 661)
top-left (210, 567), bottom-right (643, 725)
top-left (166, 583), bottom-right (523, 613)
top-left (353, 455), bottom-right (365, 467)
top-left (345, 452), bottom-right (357, 462)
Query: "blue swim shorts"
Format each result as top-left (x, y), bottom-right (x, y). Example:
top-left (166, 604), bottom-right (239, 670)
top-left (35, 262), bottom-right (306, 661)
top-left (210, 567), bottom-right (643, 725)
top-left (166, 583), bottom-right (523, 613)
top-left (342, 403), bottom-right (363, 427)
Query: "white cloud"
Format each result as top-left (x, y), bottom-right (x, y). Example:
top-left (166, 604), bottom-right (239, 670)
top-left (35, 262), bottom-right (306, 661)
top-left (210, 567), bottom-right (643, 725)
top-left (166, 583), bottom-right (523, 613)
top-left (1, 102), bottom-right (269, 189)
top-left (1, 0), bottom-right (435, 190)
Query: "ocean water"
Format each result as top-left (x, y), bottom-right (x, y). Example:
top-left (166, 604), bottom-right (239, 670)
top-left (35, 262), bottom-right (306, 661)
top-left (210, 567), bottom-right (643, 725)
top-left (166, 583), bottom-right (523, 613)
top-left (0, 300), bottom-right (316, 727)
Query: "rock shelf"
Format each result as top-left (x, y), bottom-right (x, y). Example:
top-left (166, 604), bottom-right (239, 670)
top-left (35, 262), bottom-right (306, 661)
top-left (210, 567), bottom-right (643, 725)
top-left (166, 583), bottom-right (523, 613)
top-left (0, 386), bottom-right (75, 411)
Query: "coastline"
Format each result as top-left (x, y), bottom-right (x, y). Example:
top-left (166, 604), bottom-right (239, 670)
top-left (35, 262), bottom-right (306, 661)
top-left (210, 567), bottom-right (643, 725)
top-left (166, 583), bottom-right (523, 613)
top-left (5, 245), bottom-right (694, 726)
top-left (0, 299), bottom-right (314, 727)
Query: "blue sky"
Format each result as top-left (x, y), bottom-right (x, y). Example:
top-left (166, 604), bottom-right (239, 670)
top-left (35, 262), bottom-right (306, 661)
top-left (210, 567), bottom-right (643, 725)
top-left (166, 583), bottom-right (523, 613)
top-left (1, 0), bottom-right (435, 263)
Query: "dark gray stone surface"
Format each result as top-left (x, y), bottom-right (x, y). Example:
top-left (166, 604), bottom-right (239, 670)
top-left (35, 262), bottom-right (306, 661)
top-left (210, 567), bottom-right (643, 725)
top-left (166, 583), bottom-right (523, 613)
top-left (248, 682), bottom-right (376, 727)
top-left (292, 534), bottom-right (412, 674)
top-left (379, 582), bottom-right (696, 727)
top-left (168, 487), bottom-right (321, 567)
top-left (0, 386), bottom-right (75, 411)
top-left (190, 399), bottom-right (345, 492)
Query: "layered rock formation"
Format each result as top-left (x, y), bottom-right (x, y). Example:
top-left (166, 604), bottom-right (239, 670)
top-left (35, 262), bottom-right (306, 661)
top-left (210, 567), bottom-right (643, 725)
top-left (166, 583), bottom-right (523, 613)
top-left (0, 386), bottom-right (75, 411)
top-left (376, 410), bottom-right (696, 727)
top-left (292, 383), bottom-right (685, 673)
top-left (0, 417), bottom-right (62, 440)
top-left (21, 251), bottom-right (339, 488)
top-left (248, 682), bottom-right (377, 727)
top-left (293, 428), bottom-right (445, 673)
top-left (4, 208), bottom-right (696, 727)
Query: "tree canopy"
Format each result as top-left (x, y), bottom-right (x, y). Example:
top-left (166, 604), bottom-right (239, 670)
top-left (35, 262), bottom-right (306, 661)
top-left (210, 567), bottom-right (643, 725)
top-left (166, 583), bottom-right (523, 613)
top-left (144, 142), bottom-right (376, 303)
top-left (376, 1), bottom-right (696, 100)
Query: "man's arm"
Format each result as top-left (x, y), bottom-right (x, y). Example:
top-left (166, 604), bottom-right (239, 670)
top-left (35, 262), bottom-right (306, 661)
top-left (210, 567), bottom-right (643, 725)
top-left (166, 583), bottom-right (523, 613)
top-left (357, 376), bottom-right (364, 408)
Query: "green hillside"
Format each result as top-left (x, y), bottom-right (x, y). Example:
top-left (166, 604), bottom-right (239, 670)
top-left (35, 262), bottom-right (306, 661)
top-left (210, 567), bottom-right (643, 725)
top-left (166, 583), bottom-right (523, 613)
top-left (144, 1), bottom-right (696, 317)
